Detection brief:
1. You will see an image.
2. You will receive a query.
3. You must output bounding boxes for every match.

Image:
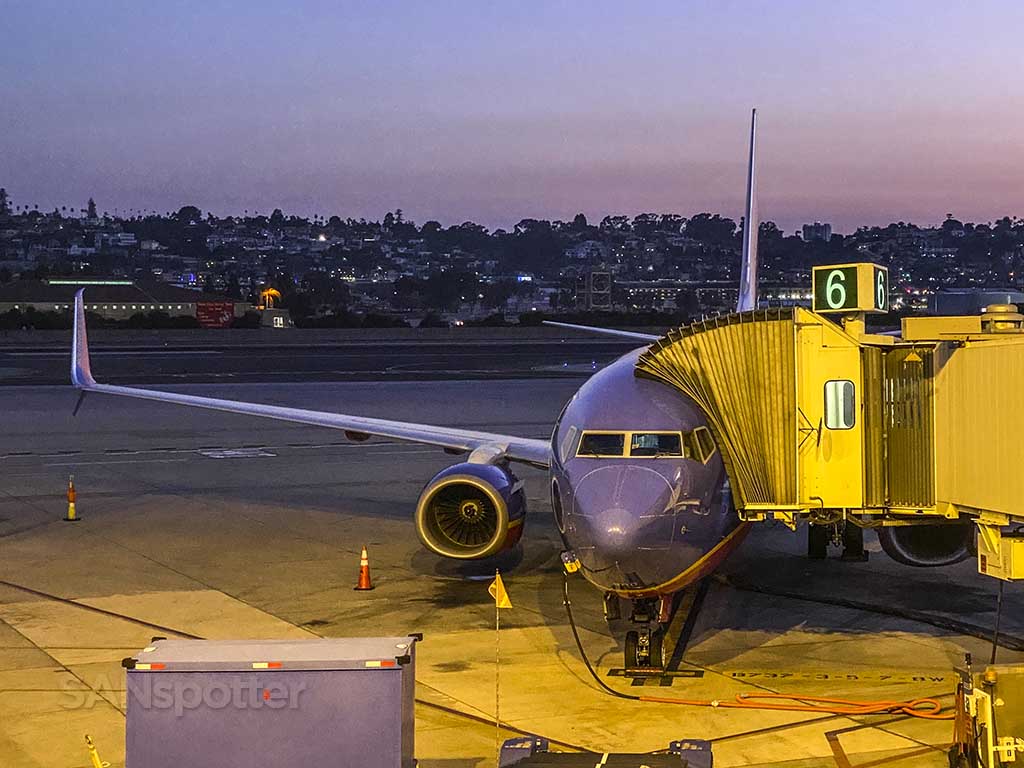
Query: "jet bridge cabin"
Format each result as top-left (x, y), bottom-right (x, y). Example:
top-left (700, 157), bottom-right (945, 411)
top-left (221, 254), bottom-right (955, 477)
top-left (634, 263), bottom-right (1024, 581)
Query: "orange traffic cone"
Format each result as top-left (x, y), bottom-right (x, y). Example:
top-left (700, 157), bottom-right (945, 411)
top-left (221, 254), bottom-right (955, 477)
top-left (354, 545), bottom-right (374, 591)
top-left (64, 475), bottom-right (79, 522)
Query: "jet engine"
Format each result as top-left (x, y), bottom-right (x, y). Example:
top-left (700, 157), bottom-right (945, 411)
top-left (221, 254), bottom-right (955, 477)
top-left (877, 522), bottom-right (974, 567)
top-left (415, 463), bottom-right (526, 559)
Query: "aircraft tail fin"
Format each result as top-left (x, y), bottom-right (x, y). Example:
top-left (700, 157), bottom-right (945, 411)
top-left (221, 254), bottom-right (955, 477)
top-left (71, 289), bottom-right (96, 389)
top-left (736, 108), bottom-right (759, 312)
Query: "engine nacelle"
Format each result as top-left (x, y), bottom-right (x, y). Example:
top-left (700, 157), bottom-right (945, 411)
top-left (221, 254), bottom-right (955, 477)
top-left (878, 522), bottom-right (974, 567)
top-left (415, 463), bottom-right (526, 559)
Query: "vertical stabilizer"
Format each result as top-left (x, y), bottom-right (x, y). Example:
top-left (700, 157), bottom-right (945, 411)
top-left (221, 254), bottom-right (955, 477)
top-left (736, 108), bottom-right (759, 312)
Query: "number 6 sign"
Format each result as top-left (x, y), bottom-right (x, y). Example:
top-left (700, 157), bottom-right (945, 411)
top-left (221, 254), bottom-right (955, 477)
top-left (812, 263), bottom-right (888, 314)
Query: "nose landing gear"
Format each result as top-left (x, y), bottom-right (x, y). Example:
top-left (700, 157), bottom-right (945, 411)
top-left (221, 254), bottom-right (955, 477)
top-left (622, 597), bottom-right (669, 670)
top-left (624, 626), bottom-right (666, 670)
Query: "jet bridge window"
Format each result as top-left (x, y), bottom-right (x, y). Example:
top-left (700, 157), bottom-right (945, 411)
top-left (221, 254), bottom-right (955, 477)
top-left (629, 432), bottom-right (683, 457)
top-left (824, 380), bottom-right (856, 430)
top-left (576, 432), bottom-right (625, 457)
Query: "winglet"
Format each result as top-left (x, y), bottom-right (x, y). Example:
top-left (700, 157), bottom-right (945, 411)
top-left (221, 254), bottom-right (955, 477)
top-left (736, 108), bottom-right (759, 312)
top-left (72, 289), bottom-right (96, 388)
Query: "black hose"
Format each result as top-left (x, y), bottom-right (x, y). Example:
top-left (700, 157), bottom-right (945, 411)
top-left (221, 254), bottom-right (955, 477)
top-left (562, 571), bottom-right (639, 701)
top-left (991, 580), bottom-right (1005, 665)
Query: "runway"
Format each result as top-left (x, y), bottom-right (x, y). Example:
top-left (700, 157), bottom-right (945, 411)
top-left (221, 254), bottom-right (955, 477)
top-left (0, 377), bottom-right (1019, 767)
top-left (0, 330), bottom-right (638, 385)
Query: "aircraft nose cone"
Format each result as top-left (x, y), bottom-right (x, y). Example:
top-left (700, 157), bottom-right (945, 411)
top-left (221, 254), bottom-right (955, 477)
top-left (582, 505), bottom-right (636, 554)
top-left (570, 465), bottom-right (675, 555)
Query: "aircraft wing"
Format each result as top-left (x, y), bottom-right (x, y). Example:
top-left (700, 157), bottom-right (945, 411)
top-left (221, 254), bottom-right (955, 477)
top-left (70, 291), bottom-right (551, 469)
top-left (541, 321), bottom-right (660, 342)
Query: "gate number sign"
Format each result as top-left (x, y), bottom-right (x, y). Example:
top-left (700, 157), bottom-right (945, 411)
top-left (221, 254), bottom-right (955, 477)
top-left (812, 263), bottom-right (888, 314)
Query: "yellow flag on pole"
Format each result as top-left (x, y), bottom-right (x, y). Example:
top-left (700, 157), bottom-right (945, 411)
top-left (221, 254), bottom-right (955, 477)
top-left (488, 572), bottom-right (512, 609)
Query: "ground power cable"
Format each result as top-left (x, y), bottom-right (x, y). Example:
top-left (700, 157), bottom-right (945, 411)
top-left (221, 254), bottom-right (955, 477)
top-left (561, 572), bottom-right (955, 721)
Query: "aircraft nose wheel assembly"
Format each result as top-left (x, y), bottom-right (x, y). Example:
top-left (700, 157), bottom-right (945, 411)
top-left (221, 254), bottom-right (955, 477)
top-left (624, 627), bottom-right (666, 670)
top-left (623, 599), bottom-right (668, 670)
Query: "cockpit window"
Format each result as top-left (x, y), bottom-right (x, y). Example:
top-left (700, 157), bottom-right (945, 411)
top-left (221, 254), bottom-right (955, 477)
top-left (629, 432), bottom-right (683, 457)
top-left (690, 427), bottom-right (716, 464)
top-left (575, 431), bottom-right (693, 459)
top-left (576, 432), bottom-right (625, 457)
top-left (558, 425), bottom-right (579, 464)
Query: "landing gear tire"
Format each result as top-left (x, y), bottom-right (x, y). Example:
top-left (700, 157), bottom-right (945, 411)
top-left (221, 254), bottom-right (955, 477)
top-left (649, 628), bottom-right (666, 671)
top-left (624, 630), bottom-right (640, 669)
top-left (624, 627), bottom-right (666, 670)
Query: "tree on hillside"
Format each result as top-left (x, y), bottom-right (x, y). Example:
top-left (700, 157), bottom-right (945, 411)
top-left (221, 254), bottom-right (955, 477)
top-left (175, 205), bottom-right (202, 225)
top-left (685, 213), bottom-right (736, 246)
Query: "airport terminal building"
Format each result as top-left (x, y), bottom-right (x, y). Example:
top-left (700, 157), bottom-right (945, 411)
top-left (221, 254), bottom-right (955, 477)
top-left (0, 278), bottom-right (251, 327)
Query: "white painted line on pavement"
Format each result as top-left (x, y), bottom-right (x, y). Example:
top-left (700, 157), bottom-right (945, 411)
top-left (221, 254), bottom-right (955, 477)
top-left (6, 350), bottom-right (224, 357)
top-left (44, 458), bottom-right (191, 467)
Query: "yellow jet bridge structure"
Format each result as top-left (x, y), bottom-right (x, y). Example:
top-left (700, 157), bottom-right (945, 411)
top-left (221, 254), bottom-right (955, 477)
top-left (635, 262), bottom-right (1024, 581)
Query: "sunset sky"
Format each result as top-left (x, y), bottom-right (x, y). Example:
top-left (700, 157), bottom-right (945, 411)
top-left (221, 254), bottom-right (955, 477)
top-left (2, 1), bottom-right (1022, 232)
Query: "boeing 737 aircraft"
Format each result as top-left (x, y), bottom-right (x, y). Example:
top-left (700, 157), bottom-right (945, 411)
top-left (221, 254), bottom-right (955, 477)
top-left (66, 111), bottom-right (755, 669)
top-left (70, 111), bottom-right (971, 669)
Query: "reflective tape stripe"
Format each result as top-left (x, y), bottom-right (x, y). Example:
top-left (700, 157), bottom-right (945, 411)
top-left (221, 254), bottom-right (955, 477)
top-left (135, 663), bottom-right (165, 671)
top-left (252, 662), bottom-right (283, 669)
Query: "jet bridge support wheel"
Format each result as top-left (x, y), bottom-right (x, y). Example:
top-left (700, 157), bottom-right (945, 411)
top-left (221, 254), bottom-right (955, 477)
top-left (840, 522), bottom-right (869, 562)
top-left (808, 524), bottom-right (829, 559)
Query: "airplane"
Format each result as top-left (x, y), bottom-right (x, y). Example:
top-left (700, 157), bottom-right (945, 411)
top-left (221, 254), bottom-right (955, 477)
top-left (69, 110), bottom-right (971, 670)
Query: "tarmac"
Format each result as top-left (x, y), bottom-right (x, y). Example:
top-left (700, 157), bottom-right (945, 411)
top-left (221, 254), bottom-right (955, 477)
top-left (0, 327), bottom-right (640, 385)
top-left (1, 376), bottom-right (1022, 767)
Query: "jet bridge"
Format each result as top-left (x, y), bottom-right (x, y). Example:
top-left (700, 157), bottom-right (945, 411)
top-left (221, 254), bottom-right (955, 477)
top-left (635, 262), bottom-right (1024, 581)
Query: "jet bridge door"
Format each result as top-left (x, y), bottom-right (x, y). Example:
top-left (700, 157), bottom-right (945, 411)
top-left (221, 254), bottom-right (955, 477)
top-left (794, 320), bottom-right (865, 509)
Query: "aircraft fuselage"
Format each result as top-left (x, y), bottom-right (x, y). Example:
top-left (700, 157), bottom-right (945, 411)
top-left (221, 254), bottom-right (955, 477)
top-left (549, 349), bottom-right (747, 599)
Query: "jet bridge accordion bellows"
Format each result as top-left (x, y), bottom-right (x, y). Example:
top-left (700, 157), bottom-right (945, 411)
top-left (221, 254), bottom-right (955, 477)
top-left (635, 309), bottom-right (799, 510)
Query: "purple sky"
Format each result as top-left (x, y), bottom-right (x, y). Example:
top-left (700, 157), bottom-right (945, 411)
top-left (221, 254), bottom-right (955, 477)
top-left (2, 1), bottom-right (1022, 233)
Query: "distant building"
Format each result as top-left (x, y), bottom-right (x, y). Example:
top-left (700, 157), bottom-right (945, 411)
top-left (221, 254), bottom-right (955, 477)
top-left (260, 307), bottom-right (292, 329)
top-left (0, 278), bottom-right (250, 325)
top-left (931, 289), bottom-right (1024, 316)
top-left (619, 279), bottom-right (745, 313)
top-left (802, 222), bottom-right (833, 243)
top-left (566, 240), bottom-right (609, 263)
top-left (94, 232), bottom-right (137, 249)
top-left (576, 269), bottom-right (612, 310)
